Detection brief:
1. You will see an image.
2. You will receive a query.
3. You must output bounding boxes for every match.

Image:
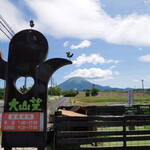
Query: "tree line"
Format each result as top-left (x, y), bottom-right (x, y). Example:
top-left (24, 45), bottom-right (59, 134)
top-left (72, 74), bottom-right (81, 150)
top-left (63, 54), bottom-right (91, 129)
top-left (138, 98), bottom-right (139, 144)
top-left (85, 88), bottom-right (99, 96)
top-left (48, 86), bottom-right (78, 97)
top-left (0, 88), bottom-right (4, 99)
top-left (0, 86), bottom-right (79, 99)
top-left (1, 86), bottom-right (149, 99)
top-left (0, 86), bottom-right (100, 98)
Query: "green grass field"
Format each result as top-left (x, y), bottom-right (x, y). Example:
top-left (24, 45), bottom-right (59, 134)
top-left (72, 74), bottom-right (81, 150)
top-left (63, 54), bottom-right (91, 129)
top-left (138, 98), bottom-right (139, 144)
top-left (81, 126), bottom-right (150, 148)
top-left (70, 92), bottom-right (150, 148)
top-left (72, 92), bottom-right (150, 105)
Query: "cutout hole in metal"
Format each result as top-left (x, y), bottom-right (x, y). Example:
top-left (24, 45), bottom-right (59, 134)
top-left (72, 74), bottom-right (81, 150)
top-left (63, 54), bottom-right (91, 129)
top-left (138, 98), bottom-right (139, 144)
top-left (16, 77), bottom-right (34, 94)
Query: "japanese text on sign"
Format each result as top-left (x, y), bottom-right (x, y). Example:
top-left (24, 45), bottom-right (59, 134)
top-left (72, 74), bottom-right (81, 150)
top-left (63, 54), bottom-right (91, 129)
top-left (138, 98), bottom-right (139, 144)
top-left (1, 112), bottom-right (44, 131)
top-left (8, 97), bottom-right (42, 111)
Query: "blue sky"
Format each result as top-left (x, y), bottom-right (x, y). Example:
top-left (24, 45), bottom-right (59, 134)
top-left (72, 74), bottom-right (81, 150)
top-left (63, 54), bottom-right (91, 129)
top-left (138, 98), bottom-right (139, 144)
top-left (1, 0), bottom-right (150, 89)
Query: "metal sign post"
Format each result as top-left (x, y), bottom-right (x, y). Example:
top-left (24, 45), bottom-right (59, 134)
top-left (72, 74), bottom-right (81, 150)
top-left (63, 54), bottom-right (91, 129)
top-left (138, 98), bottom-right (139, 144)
top-left (128, 90), bottom-right (134, 106)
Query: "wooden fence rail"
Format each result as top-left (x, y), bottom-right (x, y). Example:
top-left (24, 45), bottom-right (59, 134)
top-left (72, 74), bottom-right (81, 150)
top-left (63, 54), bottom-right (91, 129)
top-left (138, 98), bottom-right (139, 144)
top-left (54, 113), bottom-right (150, 150)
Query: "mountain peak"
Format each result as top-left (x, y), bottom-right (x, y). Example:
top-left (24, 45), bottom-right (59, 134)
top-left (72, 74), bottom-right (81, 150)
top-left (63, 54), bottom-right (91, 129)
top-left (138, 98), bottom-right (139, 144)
top-left (67, 77), bottom-right (87, 83)
top-left (58, 77), bottom-right (114, 91)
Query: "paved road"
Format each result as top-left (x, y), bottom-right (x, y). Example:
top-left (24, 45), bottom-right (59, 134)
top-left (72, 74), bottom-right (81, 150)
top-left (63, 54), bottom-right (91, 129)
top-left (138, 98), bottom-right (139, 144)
top-left (48, 97), bottom-right (70, 114)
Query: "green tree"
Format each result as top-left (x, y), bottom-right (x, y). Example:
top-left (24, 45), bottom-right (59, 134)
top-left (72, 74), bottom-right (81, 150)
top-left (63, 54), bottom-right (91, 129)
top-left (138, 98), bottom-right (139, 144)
top-left (63, 90), bottom-right (78, 97)
top-left (48, 87), bottom-right (54, 95)
top-left (53, 86), bottom-right (62, 96)
top-left (91, 88), bottom-right (99, 96)
top-left (85, 89), bottom-right (90, 96)
top-left (0, 88), bottom-right (4, 99)
top-left (48, 86), bottom-right (62, 96)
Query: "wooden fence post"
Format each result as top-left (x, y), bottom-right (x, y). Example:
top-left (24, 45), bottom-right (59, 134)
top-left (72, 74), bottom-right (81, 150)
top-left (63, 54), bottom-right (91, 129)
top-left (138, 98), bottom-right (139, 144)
top-left (4, 148), bottom-right (12, 150)
top-left (54, 111), bottom-right (62, 150)
top-left (123, 116), bottom-right (126, 149)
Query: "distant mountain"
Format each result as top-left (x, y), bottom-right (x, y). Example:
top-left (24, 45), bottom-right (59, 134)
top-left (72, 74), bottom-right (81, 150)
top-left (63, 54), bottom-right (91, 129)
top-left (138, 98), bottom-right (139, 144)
top-left (58, 77), bottom-right (124, 91)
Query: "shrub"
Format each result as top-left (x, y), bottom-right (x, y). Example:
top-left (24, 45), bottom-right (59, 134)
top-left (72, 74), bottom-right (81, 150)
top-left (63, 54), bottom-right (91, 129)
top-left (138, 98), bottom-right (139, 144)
top-left (91, 88), bottom-right (99, 96)
top-left (63, 90), bottom-right (78, 97)
top-left (85, 89), bottom-right (90, 96)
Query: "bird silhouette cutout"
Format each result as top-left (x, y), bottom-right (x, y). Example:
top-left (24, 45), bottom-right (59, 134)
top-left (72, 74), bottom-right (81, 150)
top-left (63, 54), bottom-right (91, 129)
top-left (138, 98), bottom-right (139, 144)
top-left (30, 20), bottom-right (35, 28)
top-left (66, 51), bottom-right (73, 60)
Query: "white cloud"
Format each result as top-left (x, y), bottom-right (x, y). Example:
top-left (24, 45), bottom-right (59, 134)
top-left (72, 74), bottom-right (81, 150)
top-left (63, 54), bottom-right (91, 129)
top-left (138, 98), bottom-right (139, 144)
top-left (138, 48), bottom-right (143, 51)
top-left (132, 77), bottom-right (150, 89)
top-left (138, 55), bottom-right (150, 62)
top-left (73, 54), bottom-right (119, 67)
top-left (63, 41), bottom-right (69, 47)
top-left (0, 0), bottom-right (28, 41)
top-left (133, 79), bottom-right (139, 82)
top-left (114, 71), bottom-right (120, 75)
top-left (1, 0), bottom-right (150, 46)
top-left (144, 0), bottom-right (150, 4)
top-left (147, 76), bottom-right (150, 79)
top-left (70, 40), bottom-right (91, 49)
top-left (133, 76), bottom-right (150, 83)
top-left (64, 67), bottom-right (118, 80)
top-left (23, 0), bottom-right (150, 46)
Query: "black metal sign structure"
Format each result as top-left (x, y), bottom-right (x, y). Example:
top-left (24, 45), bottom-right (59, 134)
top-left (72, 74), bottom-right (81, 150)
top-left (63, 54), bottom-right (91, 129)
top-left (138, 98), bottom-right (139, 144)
top-left (0, 27), bottom-right (72, 149)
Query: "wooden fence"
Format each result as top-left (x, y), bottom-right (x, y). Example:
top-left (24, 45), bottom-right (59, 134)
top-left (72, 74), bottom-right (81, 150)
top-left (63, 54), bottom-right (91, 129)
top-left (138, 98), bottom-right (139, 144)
top-left (58, 106), bottom-right (125, 115)
top-left (54, 113), bottom-right (150, 150)
top-left (58, 105), bottom-right (150, 116)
